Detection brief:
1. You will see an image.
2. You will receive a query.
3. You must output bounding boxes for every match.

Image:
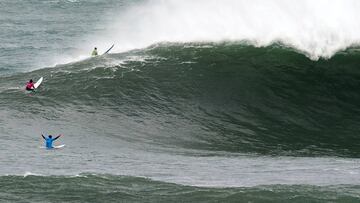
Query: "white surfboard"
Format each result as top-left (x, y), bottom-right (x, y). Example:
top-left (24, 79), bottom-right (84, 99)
top-left (40, 144), bottom-right (65, 149)
top-left (53, 144), bottom-right (65, 149)
top-left (33, 77), bottom-right (43, 89)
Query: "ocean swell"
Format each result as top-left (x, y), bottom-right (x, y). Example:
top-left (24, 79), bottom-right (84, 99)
top-left (1, 43), bottom-right (360, 157)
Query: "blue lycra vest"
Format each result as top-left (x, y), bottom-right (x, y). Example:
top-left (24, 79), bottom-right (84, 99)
top-left (45, 137), bottom-right (54, 149)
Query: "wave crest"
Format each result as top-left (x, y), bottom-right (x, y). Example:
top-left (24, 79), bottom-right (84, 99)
top-left (95, 0), bottom-right (360, 60)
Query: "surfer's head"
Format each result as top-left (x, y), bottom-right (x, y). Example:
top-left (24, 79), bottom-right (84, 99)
top-left (94, 47), bottom-right (97, 50)
top-left (49, 135), bottom-right (52, 138)
top-left (29, 79), bottom-right (33, 83)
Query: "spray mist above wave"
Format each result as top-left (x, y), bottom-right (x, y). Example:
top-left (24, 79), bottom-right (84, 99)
top-left (97, 0), bottom-right (360, 60)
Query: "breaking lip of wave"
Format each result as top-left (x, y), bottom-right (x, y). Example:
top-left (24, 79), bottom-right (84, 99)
top-left (85, 0), bottom-right (360, 61)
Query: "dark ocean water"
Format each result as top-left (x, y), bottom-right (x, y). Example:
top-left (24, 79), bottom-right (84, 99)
top-left (1, 0), bottom-right (360, 202)
top-left (1, 174), bottom-right (359, 203)
top-left (3, 43), bottom-right (360, 156)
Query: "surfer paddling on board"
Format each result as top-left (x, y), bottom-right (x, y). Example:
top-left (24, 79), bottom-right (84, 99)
top-left (41, 134), bottom-right (62, 149)
top-left (91, 47), bottom-right (98, 56)
top-left (25, 79), bottom-right (35, 91)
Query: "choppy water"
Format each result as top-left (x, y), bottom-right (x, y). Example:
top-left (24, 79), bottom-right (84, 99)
top-left (1, 0), bottom-right (360, 202)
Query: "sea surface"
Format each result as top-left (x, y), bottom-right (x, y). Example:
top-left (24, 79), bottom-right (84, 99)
top-left (1, 0), bottom-right (360, 202)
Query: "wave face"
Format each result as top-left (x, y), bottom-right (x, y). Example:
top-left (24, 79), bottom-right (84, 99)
top-left (2, 43), bottom-right (360, 158)
top-left (100, 0), bottom-right (360, 60)
top-left (1, 174), bottom-right (359, 203)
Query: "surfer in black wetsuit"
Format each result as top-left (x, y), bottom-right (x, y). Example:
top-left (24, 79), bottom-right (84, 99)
top-left (91, 47), bottom-right (98, 56)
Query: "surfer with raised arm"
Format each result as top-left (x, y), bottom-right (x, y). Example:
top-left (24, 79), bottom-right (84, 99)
top-left (41, 134), bottom-right (62, 149)
top-left (25, 79), bottom-right (35, 91)
top-left (91, 47), bottom-right (98, 56)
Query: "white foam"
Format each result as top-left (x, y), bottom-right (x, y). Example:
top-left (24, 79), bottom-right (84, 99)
top-left (23, 172), bottom-right (42, 177)
top-left (91, 0), bottom-right (360, 60)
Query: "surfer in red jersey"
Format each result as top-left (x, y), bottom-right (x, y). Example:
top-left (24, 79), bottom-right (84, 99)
top-left (25, 79), bottom-right (35, 91)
